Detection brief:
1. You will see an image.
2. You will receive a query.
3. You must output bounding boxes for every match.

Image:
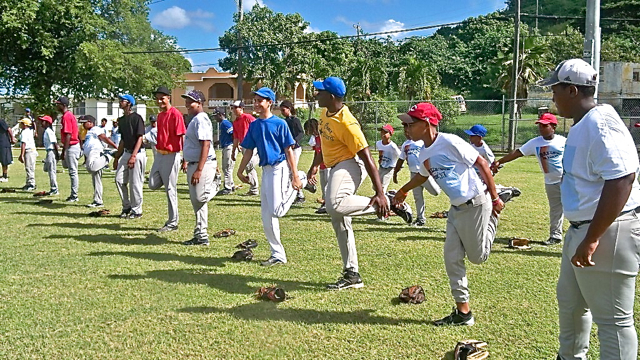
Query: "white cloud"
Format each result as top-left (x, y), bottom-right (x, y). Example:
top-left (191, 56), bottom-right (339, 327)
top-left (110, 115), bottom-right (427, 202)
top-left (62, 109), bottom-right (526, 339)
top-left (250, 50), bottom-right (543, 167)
top-left (378, 19), bottom-right (405, 38)
top-left (152, 6), bottom-right (215, 31)
top-left (304, 26), bottom-right (321, 34)
top-left (243, 0), bottom-right (265, 11)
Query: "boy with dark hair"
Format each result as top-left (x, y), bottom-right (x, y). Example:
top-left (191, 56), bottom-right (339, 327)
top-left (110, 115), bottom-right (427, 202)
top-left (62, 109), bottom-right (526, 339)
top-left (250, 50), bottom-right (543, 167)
top-left (181, 90), bottom-right (220, 246)
top-left (492, 112), bottom-right (566, 245)
top-left (540, 58), bottom-right (640, 360)
top-left (18, 118), bottom-right (37, 191)
top-left (305, 118), bottom-right (328, 214)
top-left (231, 100), bottom-right (259, 196)
top-left (213, 107), bottom-right (235, 196)
top-left (376, 124), bottom-right (400, 194)
top-left (280, 99), bottom-right (305, 204)
top-left (80, 115), bottom-right (117, 207)
top-left (0, 117), bottom-right (15, 182)
top-left (394, 102), bottom-right (509, 326)
top-left (464, 124), bottom-right (494, 171)
top-left (113, 94), bottom-right (146, 219)
top-left (237, 87), bottom-right (306, 266)
top-left (148, 86), bottom-right (186, 232)
top-left (39, 115), bottom-right (59, 195)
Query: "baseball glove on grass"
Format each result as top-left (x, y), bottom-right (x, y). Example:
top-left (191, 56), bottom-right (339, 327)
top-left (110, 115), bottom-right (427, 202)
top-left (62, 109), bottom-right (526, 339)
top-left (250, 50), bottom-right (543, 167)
top-left (235, 239), bottom-right (258, 249)
top-left (214, 228), bottom-right (236, 238)
top-left (430, 211), bottom-right (448, 218)
top-left (508, 237), bottom-right (531, 250)
top-left (89, 209), bottom-right (111, 217)
top-left (399, 285), bottom-right (425, 304)
top-left (255, 286), bottom-right (286, 302)
top-left (1, 188), bottom-right (16, 193)
top-left (231, 249), bottom-right (253, 261)
top-left (454, 340), bottom-right (488, 360)
top-left (33, 191), bottom-right (48, 197)
top-left (36, 199), bottom-right (54, 205)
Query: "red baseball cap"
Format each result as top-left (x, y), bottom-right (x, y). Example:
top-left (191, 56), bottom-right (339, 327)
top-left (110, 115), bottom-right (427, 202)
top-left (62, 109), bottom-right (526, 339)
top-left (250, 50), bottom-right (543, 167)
top-left (398, 103), bottom-right (443, 126)
top-left (536, 113), bottom-right (558, 125)
top-left (38, 115), bottom-right (53, 124)
top-left (379, 124), bottom-right (394, 135)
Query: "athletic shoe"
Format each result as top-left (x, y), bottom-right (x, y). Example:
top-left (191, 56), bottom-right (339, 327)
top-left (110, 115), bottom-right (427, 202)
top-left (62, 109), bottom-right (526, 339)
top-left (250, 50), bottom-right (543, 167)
top-left (119, 208), bottom-right (132, 218)
top-left (304, 183), bottom-right (317, 193)
top-left (386, 193), bottom-right (413, 224)
top-left (260, 257), bottom-right (285, 267)
top-left (47, 190), bottom-right (59, 196)
top-left (217, 188), bottom-right (233, 196)
top-left (315, 205), bottom-right (327, 214)
top-left (65, 196), bottom-right (79, 202)
top-left (182, 238), bottom-right (209, 246)
top-left (433, 308), bottom-right (475, 326)
top-left (543, 237), bottom-right (562, 246)
top-left (414, 219), bottom-right (426, 227)
top-left (497, 186), bottom-right (521, 204)
top-left (157, 225), bottom-right (178, 232)
top-left (86, 202), bottom-right (103, 208)
top-left (22, 185), bottom-right (36, 191)
top-left (0, 177), bottom-right (7, 183)
top-left (293, 197), bottom-right (305, 205)
top-left (128, 212), bottom-right (142, 219)
top-left (326, 270), bottom-right (364, 290)
top-left (241, 191), bottom-right (259, 196)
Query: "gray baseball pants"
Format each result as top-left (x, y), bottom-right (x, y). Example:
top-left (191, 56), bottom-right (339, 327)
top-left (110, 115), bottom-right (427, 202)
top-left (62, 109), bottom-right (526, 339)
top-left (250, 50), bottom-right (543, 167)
top-left (243, 149), bottom-right (259, 195)
top-left (326, 158), bottom-right (377, 273)
top-left (221, 144), bottom-right (235, 190)
top-left (115, 151), bottom-right (147, 214)
top-left (187, 160), bottom-right (218, 240)
top-left (444, 192), bottom-right (498, 303)
top-left (557, 211), bottom-right (640, 360)
top-left (24, 149), bottom-right (37, 187)
top-left (319, 168), bottom-right (329, 201)
top-left (377, 167), bottom-right (393, 194)
top-left (43, 150), bottom-right (58, 192)
top-left (293, 146), bottom-right (304, 199)
top-left (411, 171), bottom-right (442, 222)
top-left (64, 144), bottom-right (81, 198)
top-left (85, 151), bottom-right (111, 204)
top-left (545, 182), bottom-right (564, 240)
top-left (148, 152), bottom-right (181, 228)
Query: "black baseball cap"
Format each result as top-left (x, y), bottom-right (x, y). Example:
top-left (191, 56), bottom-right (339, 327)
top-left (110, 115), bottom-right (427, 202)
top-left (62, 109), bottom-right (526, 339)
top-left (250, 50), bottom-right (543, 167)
top-left (181, 90), bottom-right (206, 103)
top-left (212, 107), bottom-right (226, 116)
top-left (154, 86), bottom-right (171, 96)
top-left (279, 100), bottom-right (293, 109)
top-left (149, 115), bottom-right (157, 122)
top-left (78, 115), bottom-right (96, 123)
top-left (54, 96), bottom-right (70, 106)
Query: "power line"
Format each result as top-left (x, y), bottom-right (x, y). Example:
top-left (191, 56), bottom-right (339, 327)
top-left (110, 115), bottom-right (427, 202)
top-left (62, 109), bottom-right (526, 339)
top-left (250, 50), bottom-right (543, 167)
top-left (123, 20), bottom-right (473, 55)
top-left (521, 13), bottom-right (640, 22)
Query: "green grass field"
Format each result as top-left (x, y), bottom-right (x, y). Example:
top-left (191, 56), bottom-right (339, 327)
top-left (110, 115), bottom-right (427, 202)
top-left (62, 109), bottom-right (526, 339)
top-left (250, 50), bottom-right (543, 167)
top-left (0, 148), bottom-right (628, 359)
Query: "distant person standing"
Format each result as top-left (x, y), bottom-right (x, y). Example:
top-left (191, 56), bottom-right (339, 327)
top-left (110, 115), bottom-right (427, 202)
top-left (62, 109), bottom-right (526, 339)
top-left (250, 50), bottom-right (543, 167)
top-left (231, 100), bottom-right (259, 196)
top-left (148, 86), bottom-right (186, 232)
top-left (56, 96), bottom-right (81, 202)
top-left (213, 107), bottom-right (235, 196)
top-left (144, 115), bottom-right (158, 157)
top-left (280, 100), bottom-right (305, 204)
top-left (110, 119), bottom-right (121, 150)
top-left (113, 94), bottom-right (146, 219)
top-left (375, 124), bottom-right (400, 194)
top-left (39, 115), bottom-right (59, 195)
top-left (24, 108), bottom-right (37, 140)
top-left (18, 118), bottom-right (37, 191)
top-left (0, 117), bottom-right (16, 182)
top-left (80, 115), bottom-right (117, 208)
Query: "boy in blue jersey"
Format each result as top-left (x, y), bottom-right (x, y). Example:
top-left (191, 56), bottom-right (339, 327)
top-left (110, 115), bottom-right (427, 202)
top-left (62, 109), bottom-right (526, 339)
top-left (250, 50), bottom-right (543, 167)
top-left (213, 107), bottom-right (235, 195)
top-left (237, 87), bottom-right (307, 266)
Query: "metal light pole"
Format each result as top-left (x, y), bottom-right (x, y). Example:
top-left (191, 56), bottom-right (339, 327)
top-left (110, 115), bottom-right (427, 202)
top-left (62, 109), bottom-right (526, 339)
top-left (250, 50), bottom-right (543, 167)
top-left (236, 0), bottom-right (244, 101)
top-left (584, 0), bottom-right (601, 98)
top-left (508, 0), bottom-right (520, 151)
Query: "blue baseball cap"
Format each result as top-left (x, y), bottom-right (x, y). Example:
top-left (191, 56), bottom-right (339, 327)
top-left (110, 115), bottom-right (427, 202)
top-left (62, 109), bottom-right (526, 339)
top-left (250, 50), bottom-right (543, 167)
top-left (25, 108), bottom-right (31, 113)
top-left (253, 87), bottom-right (276, 102)
top-left (118, 94), bottom-right (136, 106)
top-left (313, 77), bottom-right (346, 98)
top-left (464, 124), bottom-right (488, 137)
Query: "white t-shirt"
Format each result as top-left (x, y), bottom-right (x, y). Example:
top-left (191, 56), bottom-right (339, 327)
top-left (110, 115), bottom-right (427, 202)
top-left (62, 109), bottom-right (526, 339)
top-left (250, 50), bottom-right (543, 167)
top-left (561, 104), bottom-right (640, 221)
top-left (144, 126), bottom-right (158, 147)
top-left (83, 126), bottom-right (105, 156)
top-left (472, 142), bottom-right (495, 165)
top-left (184, 112), bottom-right (215, 163)
top-left (518, 134), bottom-right (566, 184)
top-left (19, 128), bottom-right (36, 150)
top-left (375, 140), bottom-right (400, 169)
top-left (43, 127), bottom-right (57, 150)
top-left (418, 133), bottom-right (485, 206)
top-left (399, 139), bottom-right (424, 173)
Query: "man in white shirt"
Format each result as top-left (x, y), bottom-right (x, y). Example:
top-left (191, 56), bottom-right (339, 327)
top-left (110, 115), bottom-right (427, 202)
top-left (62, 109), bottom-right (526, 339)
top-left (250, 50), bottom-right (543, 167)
top-left (18, 118), bottom-right (37, 191)
top-left (492, 113), bottom-right (566, 245)
top-left (541, 59), bottom-right (640, 360)
top-left (80, 115), bottom-right (117, 207)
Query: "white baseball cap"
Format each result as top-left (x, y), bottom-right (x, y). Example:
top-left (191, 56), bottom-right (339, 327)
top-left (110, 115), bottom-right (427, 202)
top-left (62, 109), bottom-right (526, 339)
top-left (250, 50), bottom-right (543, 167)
top-left (231, 100), bottom-right (244, 108)
top-left (539, 59), bottom-right (598, 87)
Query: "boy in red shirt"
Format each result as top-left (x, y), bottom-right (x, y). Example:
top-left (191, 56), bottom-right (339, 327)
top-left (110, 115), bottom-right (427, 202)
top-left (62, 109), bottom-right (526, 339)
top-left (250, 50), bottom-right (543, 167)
top-left (55, 96), bottom-right (81, 202)
top-left (231, 100), bottom-right (259, 195)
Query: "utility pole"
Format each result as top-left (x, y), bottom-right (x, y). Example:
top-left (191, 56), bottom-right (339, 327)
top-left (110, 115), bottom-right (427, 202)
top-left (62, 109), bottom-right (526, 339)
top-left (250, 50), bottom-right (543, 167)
top-left (508, 0), bottom-right (520, 151)
top-left (236, 0), bottom-right (244, 101)
top-left (535, 0), bottom-right (539, 30)
top-left (584, 0), bottom-right (601, 98)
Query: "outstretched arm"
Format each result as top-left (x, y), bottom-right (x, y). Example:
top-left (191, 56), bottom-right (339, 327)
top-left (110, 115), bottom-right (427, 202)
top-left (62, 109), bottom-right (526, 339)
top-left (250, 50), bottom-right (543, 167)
top-left (357, 147), bottom-right (389, 219)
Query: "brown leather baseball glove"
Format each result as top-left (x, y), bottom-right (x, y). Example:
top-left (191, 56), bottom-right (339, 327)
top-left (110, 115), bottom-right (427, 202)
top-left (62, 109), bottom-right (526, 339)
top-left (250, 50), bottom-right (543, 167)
top-left (399, 285), bottom-right (425, 304)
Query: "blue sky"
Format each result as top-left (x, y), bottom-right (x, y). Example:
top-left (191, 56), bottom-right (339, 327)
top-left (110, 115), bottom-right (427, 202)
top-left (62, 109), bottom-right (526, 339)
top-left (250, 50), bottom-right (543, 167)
top-left (149, 0), bottom-right (507, 72)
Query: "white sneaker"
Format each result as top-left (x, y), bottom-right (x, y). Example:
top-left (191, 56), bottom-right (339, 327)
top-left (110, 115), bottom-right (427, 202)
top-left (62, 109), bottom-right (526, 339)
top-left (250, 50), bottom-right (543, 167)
top-left (0, 177), bottom-right (7, 183)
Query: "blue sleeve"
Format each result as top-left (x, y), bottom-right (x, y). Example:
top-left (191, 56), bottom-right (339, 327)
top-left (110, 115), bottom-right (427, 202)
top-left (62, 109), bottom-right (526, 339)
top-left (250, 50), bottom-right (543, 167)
top-left (241, 122), bottom-right (256, 150)
top-left (280, 122), bottom-right (296, 149)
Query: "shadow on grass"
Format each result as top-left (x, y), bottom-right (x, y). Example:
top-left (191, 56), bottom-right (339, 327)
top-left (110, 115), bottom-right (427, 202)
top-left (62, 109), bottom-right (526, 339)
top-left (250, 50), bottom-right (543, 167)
top-left (90, 251), bottom-right (230, 267)
top-left (14, 210), bottom-right (87, 218)
top-left (178, 302), bottom-right (424, 326)
top-left (395, 234), bottom-right (446, 242)
top-left (29, 222), bottom-right (151, 231)
top-left (284, 213), bottom-right (332, 222)
top-left (0, 196), bottom-right (72, 209)
top-left (109, 269), bottom-right (325, 295)
top-left (48, 233), bottom-right (169, 245)
top-left (492, 248), bottom-right (561, 258)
